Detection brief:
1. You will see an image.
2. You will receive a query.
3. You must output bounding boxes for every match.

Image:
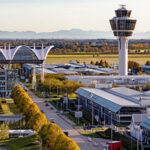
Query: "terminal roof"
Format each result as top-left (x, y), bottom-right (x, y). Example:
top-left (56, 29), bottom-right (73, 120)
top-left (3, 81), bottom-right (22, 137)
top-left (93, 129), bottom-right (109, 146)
top-left (76, 87), bottom-right (140, 113)
top-left (140, 117), bottom-right (150, 130)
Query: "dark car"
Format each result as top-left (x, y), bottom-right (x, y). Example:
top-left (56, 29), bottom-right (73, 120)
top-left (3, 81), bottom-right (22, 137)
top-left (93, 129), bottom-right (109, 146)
top-left (41, 110), bottom-right (44, 113)
top-left (63, 131), bottom-right (69, 136)
top-left (45, 103), bottom-right (49, 106)
top-left (50, 107), bottom-right (54, 110)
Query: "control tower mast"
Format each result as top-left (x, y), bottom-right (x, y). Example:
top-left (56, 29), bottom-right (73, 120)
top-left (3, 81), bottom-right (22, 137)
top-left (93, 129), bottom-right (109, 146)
top-left (110, 5), bottom-right (136, 75)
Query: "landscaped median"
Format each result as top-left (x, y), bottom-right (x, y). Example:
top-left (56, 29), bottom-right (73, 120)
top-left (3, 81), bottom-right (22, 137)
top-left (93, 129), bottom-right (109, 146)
top-left (11, 85), bottom-right (80, 150)
top-left (0, 134), bottom-right (41, 150)
top-left (81, 128), bottom-right (139, 150)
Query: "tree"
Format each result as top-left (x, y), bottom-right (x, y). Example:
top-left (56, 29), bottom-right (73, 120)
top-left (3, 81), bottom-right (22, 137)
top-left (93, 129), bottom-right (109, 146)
top-left (28, 112), bottom-right (47, 132)
top-left (39, 122), bottom-right (64, 149)
top-left (104, 60), bottom-right (109, 68)
top-left (54, 134), bottom-right (80, 150)
top-left (128, 61), bottom-right (141, 73)
top-left (145, 60), bottom-right (150, 66)
top-left (95, 61), bottom-right (99, 66)
top-left (0, 123), bottom-right (9, 140)
top-left (90, 60), bottom-right (95, 65)
top-left (99, 59), bottom-right (105, 67)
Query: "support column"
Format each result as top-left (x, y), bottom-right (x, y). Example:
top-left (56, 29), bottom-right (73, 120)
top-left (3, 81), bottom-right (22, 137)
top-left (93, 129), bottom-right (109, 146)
top-left (41, 43), bottom-right (45, 83)
top-left (41, 63), bottom-right (44, 83)
top-left (118, 37), bottom-right (128, 76)
top-left (32, 64), bottom-right (36, 90)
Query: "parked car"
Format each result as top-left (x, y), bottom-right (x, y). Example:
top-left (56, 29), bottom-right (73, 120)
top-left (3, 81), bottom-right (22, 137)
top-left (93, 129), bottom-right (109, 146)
top-left (50, 118), bottom-right (55, 123)
top-left (41, 110), bottom-right (44, 113)
top-left (50, 107), bottom-right (54, 110)
top-left (45, 103), bottom-right (49, 106)
top-left (63, 131), bottom-right (69, 136)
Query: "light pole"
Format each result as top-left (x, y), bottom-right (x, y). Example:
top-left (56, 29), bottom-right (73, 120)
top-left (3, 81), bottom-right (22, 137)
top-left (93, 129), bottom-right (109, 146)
top-left (110, 112), bottom-right (113, 150)
top-left (92, 101), bottom-right (94, 126)
top-left (137, 138), bottom-right (139, 150)
top-left (49, 80), bottom-right (51, 97)
top-left (56, 86), bottom-right (60, 108)
top-left (57, 86), bottom-right (59, 97)
top-left (90, 93), bottom-right (94, 126)
top-left (77, 96), bottom-right (80, 124)
top-left (65, 88), bottom-right (68, 111)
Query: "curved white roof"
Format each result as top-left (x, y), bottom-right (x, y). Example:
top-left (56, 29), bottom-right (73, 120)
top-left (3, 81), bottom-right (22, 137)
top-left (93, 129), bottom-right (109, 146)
top-left (0, 45), bottom-right (54, 61)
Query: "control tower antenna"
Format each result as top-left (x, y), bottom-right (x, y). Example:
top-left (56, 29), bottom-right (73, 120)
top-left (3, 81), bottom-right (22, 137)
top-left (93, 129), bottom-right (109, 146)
top-left (120, 4), bottom-right (126, 9)
top-left (110, 6), bottom-right (136, 76)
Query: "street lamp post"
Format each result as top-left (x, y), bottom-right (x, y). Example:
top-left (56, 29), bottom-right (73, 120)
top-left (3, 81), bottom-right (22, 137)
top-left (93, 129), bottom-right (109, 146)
top-left (49, 80), bottom-right (51, 97)
top-left (65, 88), bottom-right (68, 111)
top-left (92, 101), bottom-right (94, 126)
top-left (111, 112), bottom-right (113, 150)
top-left (77, 96), bottom-right (80, 124)
top-left (56, 86), bottom-right (60, 108)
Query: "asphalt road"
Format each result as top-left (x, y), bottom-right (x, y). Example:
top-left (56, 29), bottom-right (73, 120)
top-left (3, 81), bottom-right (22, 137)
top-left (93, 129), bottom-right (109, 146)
top-left (19, 82), bottom-right (109, 150)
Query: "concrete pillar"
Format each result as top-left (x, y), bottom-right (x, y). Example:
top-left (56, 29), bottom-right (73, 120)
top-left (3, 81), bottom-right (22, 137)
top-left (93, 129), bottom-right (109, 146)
top-left (32, 64), bottom-right (36, 90)
top-left (41, 43), bottom-right (45, 83)
top-left (41, 63), bottom-right (44, 83)
top-left (118, 37), bottom-right (128, 76)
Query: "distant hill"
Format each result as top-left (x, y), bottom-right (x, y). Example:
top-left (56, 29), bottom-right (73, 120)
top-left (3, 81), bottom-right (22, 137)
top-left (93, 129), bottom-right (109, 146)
top-left (0, 29), bottom-right (149, 39)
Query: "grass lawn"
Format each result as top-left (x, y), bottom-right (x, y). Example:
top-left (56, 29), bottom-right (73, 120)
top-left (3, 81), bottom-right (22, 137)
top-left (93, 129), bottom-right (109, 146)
top-left (0, 135), bottom-right (41, 150)
top-left (0, 99), bottom-right (20, 115)
top-left (63, 113), bottom-right (82, 126)
top-left (46, 54), bottom-right (150, 65)
top-left (7, 102), bottom-right (20, 114)
top-left (1, 104), bottom-right (13, 115)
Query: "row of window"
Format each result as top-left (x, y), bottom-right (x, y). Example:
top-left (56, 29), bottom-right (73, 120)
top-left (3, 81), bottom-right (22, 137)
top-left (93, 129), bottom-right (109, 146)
top-left (110, 20), bottom-right (136, 31)
top-left (115, 10), bottom-right (131, 18)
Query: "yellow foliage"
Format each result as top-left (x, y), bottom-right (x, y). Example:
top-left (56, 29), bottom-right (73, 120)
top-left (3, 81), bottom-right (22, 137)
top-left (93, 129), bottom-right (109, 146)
top-left (54, 134), bottom-right (80, 150)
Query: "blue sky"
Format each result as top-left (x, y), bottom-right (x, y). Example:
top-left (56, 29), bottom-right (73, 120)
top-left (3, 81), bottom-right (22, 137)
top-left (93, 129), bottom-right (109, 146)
top-left (0, 0), bottom-right (150, 32)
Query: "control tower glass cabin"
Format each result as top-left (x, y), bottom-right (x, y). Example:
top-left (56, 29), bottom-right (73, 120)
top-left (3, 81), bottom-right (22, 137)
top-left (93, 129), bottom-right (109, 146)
top-left (110, 5), bottom-right (136, 75)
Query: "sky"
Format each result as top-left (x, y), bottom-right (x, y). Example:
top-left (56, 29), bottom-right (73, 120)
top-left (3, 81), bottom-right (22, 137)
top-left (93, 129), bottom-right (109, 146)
top-left (0, 0), bottom-right (150, 32)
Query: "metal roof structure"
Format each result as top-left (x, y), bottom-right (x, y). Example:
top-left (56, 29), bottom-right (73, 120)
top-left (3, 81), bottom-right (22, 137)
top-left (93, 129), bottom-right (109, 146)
top-left (141, 65), bottom-right (150, 69)
top-left (75, 87), bottom-right (140, 113)
top-left (106, 88), bottom-right (139, 104)
top-left (132, 114), bottom-right (150, 125)
top-left (110, 87), bottom-right (141, 100)
top-left (140, 117), bottom-right (150, 130)
top-left (0, 45), bottom-right (54, 64)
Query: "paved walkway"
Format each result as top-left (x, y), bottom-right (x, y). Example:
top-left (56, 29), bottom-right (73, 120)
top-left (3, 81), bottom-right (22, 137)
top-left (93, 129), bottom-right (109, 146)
top-left (0, 146), bottom-right (8, 150)
top-left (19, 83), bottom-right (109, 150)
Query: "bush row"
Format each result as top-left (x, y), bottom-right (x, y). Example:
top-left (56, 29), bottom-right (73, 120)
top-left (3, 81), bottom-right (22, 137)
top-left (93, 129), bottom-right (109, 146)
top-left (11, 85), bottom-right (47, 132)
top-left (11, 85), bottom-right (80, 150)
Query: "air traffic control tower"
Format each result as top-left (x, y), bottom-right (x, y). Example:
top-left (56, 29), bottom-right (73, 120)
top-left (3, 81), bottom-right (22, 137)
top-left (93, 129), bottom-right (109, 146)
top-left (110, 5), bottom-right (136, 75)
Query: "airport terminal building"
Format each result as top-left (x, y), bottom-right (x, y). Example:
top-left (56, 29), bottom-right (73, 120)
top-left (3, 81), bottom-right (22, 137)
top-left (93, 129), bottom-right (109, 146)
top-left (76, 87), bottom-right (150, 125)
top-left (0, 45), bottom-right (54, 97)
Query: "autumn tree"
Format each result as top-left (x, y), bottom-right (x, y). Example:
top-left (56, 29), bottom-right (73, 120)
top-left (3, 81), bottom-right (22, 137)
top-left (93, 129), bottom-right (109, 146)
top-left (90, 60), bottom-right (95, 65)
top-left (0, 123), bottom-right (9, 140)
top-left (104, 60), bottom-right (109, 68)
top-left (99, 59), bottom-right (105, 67)
top-left (145, 60), bottom-right (150, 66)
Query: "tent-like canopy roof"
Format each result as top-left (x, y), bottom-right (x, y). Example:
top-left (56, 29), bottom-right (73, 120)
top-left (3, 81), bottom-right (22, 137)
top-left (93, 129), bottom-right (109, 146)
top-left (0, 45), bottom-right (54, 64)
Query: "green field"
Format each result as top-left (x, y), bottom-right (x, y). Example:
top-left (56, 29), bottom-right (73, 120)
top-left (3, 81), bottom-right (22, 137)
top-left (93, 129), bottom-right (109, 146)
top-left (0, 99), bottom-right (19, 115)
top-left (0, 135), bottom-right (40, 150)
top-left (46, 54), bottom-right (150, 65)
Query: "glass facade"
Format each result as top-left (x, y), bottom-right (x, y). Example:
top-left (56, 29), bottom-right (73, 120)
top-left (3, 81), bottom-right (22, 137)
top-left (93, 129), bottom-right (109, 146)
top-left (110, 20), bottom-right (136, 31)
top-left (0, 69), bottom-right (17, 97)
top-left (110, 6), bottom-right (136, 37)
top-left (115, 10), bottom-right (131, 17)
top-left (13, 46), bottom-right (38, 61)
top-left (0, 51), bottom-right (6, 60)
